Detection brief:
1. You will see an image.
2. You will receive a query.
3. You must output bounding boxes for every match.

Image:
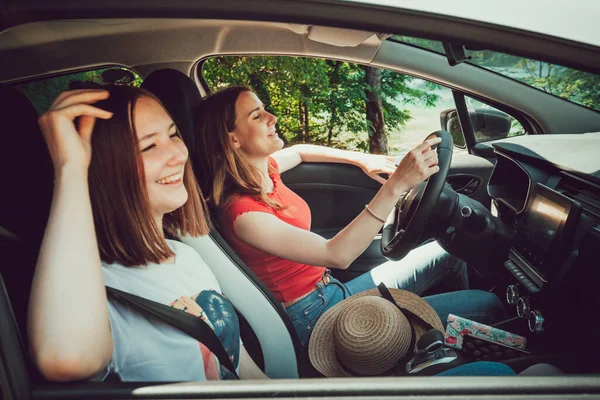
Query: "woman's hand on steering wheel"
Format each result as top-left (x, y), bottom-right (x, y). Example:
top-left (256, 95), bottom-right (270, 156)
top-left (381, 131), bottom-right (452, 260)
top-left (386, 137), bottom-right (441, 197)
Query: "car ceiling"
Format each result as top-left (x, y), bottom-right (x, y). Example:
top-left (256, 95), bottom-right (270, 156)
top-left (0, 19), bottom-right (384, 82)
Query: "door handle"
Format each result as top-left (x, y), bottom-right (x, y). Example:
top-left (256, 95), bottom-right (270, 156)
top-left (447, 174), bottom-right (481, 195)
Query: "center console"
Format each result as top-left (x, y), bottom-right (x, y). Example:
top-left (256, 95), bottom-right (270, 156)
top-left (503, 183), bottom-right (582, 333)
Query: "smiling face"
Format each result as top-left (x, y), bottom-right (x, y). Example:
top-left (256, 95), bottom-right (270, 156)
top-left (134, 96), bottom-right (189, 221)
top-left (229, 91), bottom-right (284, 160)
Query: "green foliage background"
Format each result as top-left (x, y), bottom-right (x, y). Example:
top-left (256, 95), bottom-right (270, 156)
top-left (202, 56), bottom-right (441, 153)
top-left (15, 67), bottom-right (143, 115)
top-left (393, 35), bottom-right (600, 111)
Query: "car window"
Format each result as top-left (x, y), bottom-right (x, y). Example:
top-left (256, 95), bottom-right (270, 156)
top-left (391, 35), bottom-right (446, 55)
top-left (13, 66), bottom-right (143, 116)
top-left (443, 96), bottom-right (527, 146)
top-left (466, 96), bottom-right (526, 142)
top-left (202, 56), bottom-right (460, 156)
top-left (390, 36), bottom-right (600, 112)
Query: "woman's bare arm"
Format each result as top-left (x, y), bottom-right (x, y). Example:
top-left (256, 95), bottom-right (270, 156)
top-left (272, 144), bottom-right (397, 184)
top-left (28, 90), bottom-right (114, 381)
top-left (234, 138), bottom-right (440, 269)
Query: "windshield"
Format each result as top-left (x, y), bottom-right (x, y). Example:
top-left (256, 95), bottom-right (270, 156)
top-left (391, 35), bottom-right (600, 112)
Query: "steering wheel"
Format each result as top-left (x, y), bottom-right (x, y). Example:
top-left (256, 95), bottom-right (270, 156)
top-left (381, 130), bottom-right (453, 261)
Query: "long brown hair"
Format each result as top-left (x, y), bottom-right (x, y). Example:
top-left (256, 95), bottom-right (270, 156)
top-left (89, 84), bottom-right (210, 266)
top-left (194, 86), bottom-right (282, 212)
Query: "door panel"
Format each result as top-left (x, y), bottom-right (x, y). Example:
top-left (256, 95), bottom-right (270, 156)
top-left (446, 153), bottom-right (495, 208)
top-left (447, 174), bottom-right (481, 195)
top-left (282, 163), bottom-right (379, 232)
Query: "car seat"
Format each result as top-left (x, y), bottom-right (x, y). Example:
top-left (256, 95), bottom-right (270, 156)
top-left (0, 84), bottom-right (55, 397)
top-left (142, 69), bottom-right (314, 378)
top-left (0, 84), bottom-right (54, 341)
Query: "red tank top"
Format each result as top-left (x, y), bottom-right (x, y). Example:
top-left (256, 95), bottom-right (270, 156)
top-left (220, 158), bottom-right (326, 302)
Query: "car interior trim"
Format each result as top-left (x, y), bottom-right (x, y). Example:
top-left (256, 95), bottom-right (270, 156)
top-left (28, 376), bottom-right (600, 399)
top-left (487, 151), bottom-right (532, 215)
top-left (2, 0), bottom-right (600, 74)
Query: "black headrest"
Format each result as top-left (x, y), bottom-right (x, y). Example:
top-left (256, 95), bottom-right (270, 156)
top-left (0, 84), bottom-right (53, 246)
top-left (141, 69), bottom-right (203, 156)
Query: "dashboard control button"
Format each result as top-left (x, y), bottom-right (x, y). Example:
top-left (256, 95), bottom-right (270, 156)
top-left (506, 285), bottom-right (520, 305)
top-left (528, 310), bottom-right (545, 333)
top-left (504, 260), bottom-right (517, 272)
top-left (517, 297), bottom-right (530, 319)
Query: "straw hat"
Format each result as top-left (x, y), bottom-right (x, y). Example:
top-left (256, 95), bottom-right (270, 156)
top-left (308, 287), bottom-right (443, 377)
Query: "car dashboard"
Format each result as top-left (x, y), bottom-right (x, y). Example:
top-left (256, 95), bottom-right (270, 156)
top-left (487, 133), bottom-right (600, 341)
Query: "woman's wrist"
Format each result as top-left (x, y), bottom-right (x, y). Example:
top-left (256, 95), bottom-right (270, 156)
top-left (380, 178), bottom-right (409, 200)
top-left (54, 164), bottom-right (89, 183)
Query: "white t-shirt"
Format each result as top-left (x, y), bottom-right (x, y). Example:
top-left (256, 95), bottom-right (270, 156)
top-left (98, 240), bottom-right (241, 382)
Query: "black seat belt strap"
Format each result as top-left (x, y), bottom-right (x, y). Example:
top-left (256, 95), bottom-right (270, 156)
top-left (105, 286), bottom-right (239, 379)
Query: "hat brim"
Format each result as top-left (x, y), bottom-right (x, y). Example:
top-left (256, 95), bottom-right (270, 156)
top-left (308, 288), bottom-right (444, 377)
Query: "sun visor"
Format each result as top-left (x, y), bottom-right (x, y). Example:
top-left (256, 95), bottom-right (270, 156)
top-left (307, 26), bottom-right (378, 47)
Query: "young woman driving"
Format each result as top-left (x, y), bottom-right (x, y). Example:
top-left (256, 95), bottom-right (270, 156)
top-left (28, 85), bottom-right (266, 382)
top-left (195, 86), bottom-right (505, 346)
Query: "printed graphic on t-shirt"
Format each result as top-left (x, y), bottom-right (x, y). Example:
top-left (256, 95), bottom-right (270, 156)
top-left (170, 290), bottom-right (240, 380)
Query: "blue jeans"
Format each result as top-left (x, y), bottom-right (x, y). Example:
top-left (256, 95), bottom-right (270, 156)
top-left (285, 242), bottom-right (505, 346)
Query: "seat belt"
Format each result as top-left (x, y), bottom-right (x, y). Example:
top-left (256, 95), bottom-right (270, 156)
top-left (105, 286), bottom-right (239, 379)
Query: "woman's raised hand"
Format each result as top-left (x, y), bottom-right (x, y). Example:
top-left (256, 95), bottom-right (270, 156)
top-left (387, 137), bottom-right (442, 196)
top-left (38, 90), bottom-right (113, 171)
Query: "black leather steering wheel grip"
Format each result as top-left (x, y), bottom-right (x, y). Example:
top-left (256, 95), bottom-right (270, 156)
top-left (381, 130), bottom-right (453, 261)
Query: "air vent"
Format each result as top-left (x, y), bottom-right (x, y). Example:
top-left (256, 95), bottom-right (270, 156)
top-left (557, 172), bottom-right (600, 218)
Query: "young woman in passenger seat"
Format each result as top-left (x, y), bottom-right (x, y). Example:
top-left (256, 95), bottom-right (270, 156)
top-left (195, 86), bottom-right (505, 346)
top-left (28, 86), bottom-right (266, 382)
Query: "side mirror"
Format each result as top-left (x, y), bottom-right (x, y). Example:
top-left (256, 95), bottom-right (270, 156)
top-left (440, 109), bottom-right (465, 147)
top-left (440, 108), bottom-right (512, 146)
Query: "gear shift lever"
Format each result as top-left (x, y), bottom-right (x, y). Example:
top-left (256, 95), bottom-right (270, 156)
top-left (405, 329), bottom-right (458, 374)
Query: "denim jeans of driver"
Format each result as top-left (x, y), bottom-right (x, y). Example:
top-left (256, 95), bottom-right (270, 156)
top-left (284, 241), bottom-right (505, 346)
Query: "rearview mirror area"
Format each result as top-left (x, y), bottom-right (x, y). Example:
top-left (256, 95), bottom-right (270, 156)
top-left (440, 108), bottom-right (512, 147)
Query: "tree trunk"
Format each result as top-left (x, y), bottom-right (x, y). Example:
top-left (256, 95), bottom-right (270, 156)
top-left (327, 108), bottom-right (337, 146)
top-left (302, 100), bottom-right (309, 141)
top-left (364, 66), bottom-right (387, 154)
top-left (326, 60), bottom-right (341, 145)
top-left (298, 101), bottom-right (306, 141)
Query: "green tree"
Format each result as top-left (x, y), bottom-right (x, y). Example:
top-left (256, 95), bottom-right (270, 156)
top-left (202, 56), bottom-right (440, 153)
top-left (365, 66), bottom-right (386, 154)
top-left (392, 36), bottom-right (600, 111)
top-left (468, 50), bottom-right (600, 110)
top-left (15, 67), bottom-right (142, 115)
